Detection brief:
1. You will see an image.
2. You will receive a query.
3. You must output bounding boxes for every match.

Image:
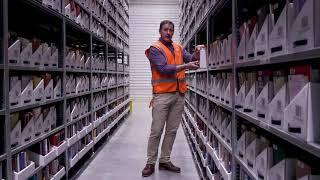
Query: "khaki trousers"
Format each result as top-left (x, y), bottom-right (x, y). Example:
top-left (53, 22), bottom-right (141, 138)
top-left (147, 92), bottom-right (185, 164)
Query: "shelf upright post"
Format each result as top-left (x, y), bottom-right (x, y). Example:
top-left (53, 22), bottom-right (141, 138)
top-left (2, 0), bottom-right (11, 179)
top-left (231, 0), bottom-right (238, 179)
top-left (205, 17), bottom-right (210, 169)
top-left (61, 17), bottom-right (70, 180)
top-left (90, 31), bottom-right (94, 154)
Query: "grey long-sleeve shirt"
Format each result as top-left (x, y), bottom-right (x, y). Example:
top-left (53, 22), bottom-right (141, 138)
top-left (148, 38), bottom-right (195, 75)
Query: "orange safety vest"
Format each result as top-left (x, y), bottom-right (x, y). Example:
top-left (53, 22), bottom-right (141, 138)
top-left (145, 41), bottom-right (187, 94)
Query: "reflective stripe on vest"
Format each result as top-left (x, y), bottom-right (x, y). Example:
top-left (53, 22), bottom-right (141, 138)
top-left (151, 77), bottom-right (186, 85)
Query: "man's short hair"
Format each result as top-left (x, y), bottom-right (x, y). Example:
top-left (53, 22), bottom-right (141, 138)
top-left (159, 20), bottom-right (174, 32)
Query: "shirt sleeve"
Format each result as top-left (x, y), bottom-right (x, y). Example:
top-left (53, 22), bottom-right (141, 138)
top-left (183, 48), bottom-right (194, 63)
top-left (148, 47), bottom-right (176, 75)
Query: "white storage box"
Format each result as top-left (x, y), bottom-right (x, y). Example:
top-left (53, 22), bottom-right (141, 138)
top-left (50, 166), bottom-right (65, 180)
top-left (28, 148), bottom-right (57, 167)
top-left (13, 161), bottom-right (35, 180)
top-left (67, 134), bottom-right (78, 147)
top-left (53, 141), bottom-right (67, 156)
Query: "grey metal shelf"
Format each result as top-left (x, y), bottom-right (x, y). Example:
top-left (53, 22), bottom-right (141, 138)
top-left (92, 32), bottom-right (107, 44)
top-left (185, 98), bottom-right (197, 113)
top-left (9, 97), bottom-right (64, 113)
top-left (208, 64), bottom-right (233, 71)
top-left (208, 96), bottom-right (233, 112)
top-left (0, 109), bottom-right (6, 115)
top-left (92, 70), bottom-right (108, 74)
top-left (207, 123), bottom-right (232, 153)
top-left (11, 126), bottom-right (64, 155)
top-left (74, 0), bottom-right (91, 14)
top-left (8, 66), bottom-right (64, 72)
top-left (0, 154), bottom-right (6, 161)
top-left (236, 48), bottom-right (320, 68)
top-left (92, 13), bottom-right (108, 28)
top-left (66, 91), bottom-right (91, 100)
top-left (196, 90), bottom-right (207, 98)
top-left (235, 156), bottom-right (257, 180)
top-left (92, 87), bottom-right (108, 93)
top-left (22, 0), bottom-right (64, 20)
top-left (187, 86), bottom-right (196, 93)
top-left (93, 103), bottom-right (109, 112)
top-left (65, 68), bottom-right (91, 73)
top-left (236, 110), bottom-right (320, 158)
top-left (65, 17), bottom-right (91, 35)
top-left (2, 0), bottom-right (130, 179)
top-left (66, 111), bottom-right (91, 126)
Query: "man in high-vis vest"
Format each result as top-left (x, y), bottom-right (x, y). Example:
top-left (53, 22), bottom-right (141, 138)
top-left (142, 20), bottom-right (205, 177)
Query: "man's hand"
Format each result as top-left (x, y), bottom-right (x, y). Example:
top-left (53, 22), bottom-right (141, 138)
top-left (185, 61), bottom-right (199, 70)
top-left (193, 45), bottom-right (206, 61)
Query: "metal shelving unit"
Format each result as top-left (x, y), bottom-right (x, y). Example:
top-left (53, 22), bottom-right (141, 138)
top-left (0, 0), bottom-right (130, 179)
top-left (180, 0), bottom-right (320, 179)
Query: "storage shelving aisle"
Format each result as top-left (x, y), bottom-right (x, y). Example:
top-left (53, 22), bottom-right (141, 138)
top-left (180, 0), bottom-right (320, 179)
top-left (0, 0), bottom-right (130, 179)
top-left (77, 100), bottom-right (200, 180)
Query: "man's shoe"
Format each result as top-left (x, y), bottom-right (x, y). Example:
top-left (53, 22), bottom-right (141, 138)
top-left (159, 162), bottom-right (181, 173)
top-left (142, 164), bottom-right (155, 177)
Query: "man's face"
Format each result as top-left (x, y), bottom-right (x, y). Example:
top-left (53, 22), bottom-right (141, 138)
top-left (160, 23), bottom-right (174, 42)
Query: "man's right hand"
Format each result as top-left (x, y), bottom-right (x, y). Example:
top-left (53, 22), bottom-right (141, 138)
top-left (185, 61), bottom-right (199, 70)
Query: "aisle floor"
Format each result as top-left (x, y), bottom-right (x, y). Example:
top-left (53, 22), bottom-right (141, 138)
top-left (78, 100), bottom-right (200, 180)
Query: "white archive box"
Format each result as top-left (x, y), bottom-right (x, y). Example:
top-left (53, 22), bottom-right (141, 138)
top-left (54, 78), bottom-right (62, 99)
top-left (50, 166), bottom-right (65, 180)
top-left (69, 154), bottom-right (79, 168)
top-left (226, 121), bottom-right (232, 145)
top-left (269, 4), bottom-right (289, 57)
top-left (225, 34), bottom-right (232, 64)
top-left (268, 159), bottom-right (297, 180)
top-left (13, 161), bottom-right (35, 180)
top-left (268, 84), bottom-right (287, 130)
top-left (200, 48), bottom-right (207, 69)
top-left (8, 39), bottom-right (21, 65)
top-left (21, 76), bottom-right (34, 105)
top-left (28, 148), bottom-right (57, 167)
top-left (224, 81), bottom-right (231, 105)
top-left (237, 23), bottom-right (247, 63)
top-left (33, 77), bottom-right (44, 103)
top-left (33, 111), bottom-right (44, 137)
top-left (246, 24), bottom-right (258, 61)
top-left (236, 131), bottom-right (256, 160)
top-left (235, 84), bottom-right (246, 109)
top-left (220, 38), bottom-right (227, 65)
top-left (44, 78), bottom-right (54, 100)
top-left (52, 141), bottom-right (67, 156)
top-left (9, 76), bottom-right (21, 108)
top-left (288, 0), bottom-right (320, 53)
top-left (284, 82), bottom-right (320, 142)
top-left (245, 137), bottom-right (267, 170)
top-left (206, 166), bottom-right (215, 180)
top-left (30, 44), bottom-right (43, 66)
top-left (256, 83), bottom-right (272, 120)
top-left (11, 118), bottom-right (21, 148)
top-left (255, 15), bottom-right (271, 60)
top-left (65, 105), bottom-right (71, 122)
top-left (20, 40), bottom-right (33, 66)
top-left (244, 83), bottom-right (256, 113)
top-left (255, 146), bottom-right (273, 180)
top-left (21, 118), bottom-right (35, 144)
top-left (299, 175), bottom-right (320, 180)
top-left (220, 162), bottom-right (232, 180)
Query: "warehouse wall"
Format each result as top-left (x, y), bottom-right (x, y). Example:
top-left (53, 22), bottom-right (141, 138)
top-left (129, 0), bottom-right (180, 100)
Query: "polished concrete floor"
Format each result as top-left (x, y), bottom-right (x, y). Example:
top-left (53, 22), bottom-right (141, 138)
top-left (77, 100), bottom-right (200, 180)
